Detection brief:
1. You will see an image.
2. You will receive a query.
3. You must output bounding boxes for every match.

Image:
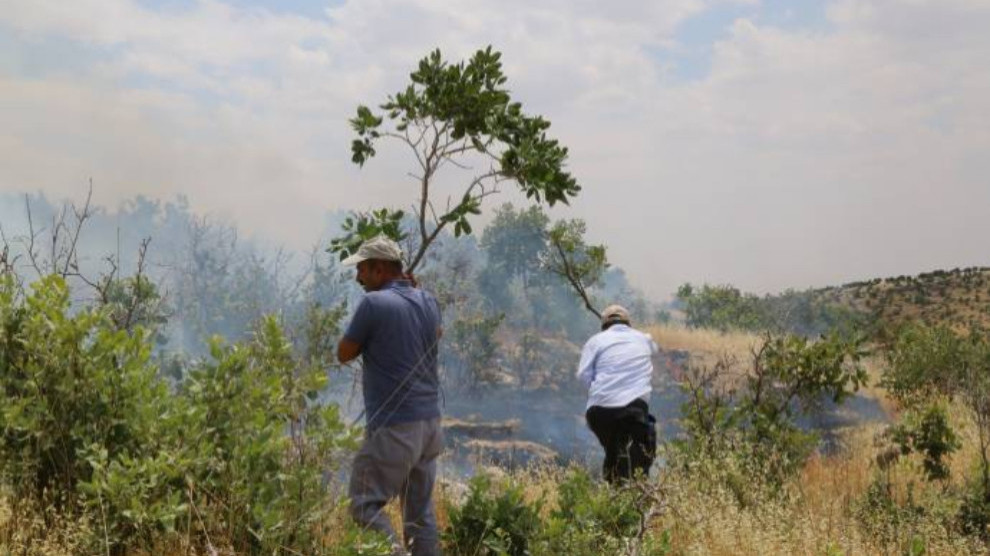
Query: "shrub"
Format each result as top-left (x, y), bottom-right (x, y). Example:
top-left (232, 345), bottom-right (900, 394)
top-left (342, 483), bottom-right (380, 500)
top-left (0, 274), bottom-right (361, 553)
top-left (889, 402), bottom-right (960, 481)
top-left (536, 468), bottom-right (642, 554)
top-left (168, 316), bottom-right (361, 553)
top-left (959, 483), bottom-right (990, 538)
top-left (0, 275), bottom-right (166, 505)
top-left (672, 331), bottom-right (866, 490)
top-left (444, 473), bottom-right (543, 555)
top-left (884, 324), bottom-right (990, 500)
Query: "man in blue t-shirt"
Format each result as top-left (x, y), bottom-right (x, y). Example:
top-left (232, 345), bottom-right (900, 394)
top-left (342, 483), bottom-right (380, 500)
top-left (337, 235), bottom-right (443, 556)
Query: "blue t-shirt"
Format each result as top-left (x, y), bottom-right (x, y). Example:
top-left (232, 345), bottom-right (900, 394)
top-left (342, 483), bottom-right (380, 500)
top-left (343, 280), bottom-right (442, 430)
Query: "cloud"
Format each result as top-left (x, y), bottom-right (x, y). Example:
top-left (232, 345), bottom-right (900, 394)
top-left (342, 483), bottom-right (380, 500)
top-left (560, 0), bottom-right (990, 294)
top-left (0, 0), bottom-right (988, 298)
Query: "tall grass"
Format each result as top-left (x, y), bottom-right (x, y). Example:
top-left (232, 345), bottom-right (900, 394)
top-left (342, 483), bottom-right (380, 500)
top-left (429, 420), bottom-right (988, 555)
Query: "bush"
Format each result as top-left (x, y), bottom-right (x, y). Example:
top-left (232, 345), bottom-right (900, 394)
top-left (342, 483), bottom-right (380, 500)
top-left (444, 469), bottom-right (667, 556)
top-left (444, 473), bottom-right (543, 556)
top-left (884, 324), bottom-right (990, 501)
top-left (172, 317), bottom-right (361, 553)
top-left (537, 468), bottom-right (642, 554)
top-left (0, 274), bottom-right (361, 553)
top-left (672, 331), bottom-right (866, 490)
top-left (959, 484), bottom-right (990, 538)
top-left (0, 275), bottom-right (166, 505)
top-left (889, 402), bottom-right (960, 481)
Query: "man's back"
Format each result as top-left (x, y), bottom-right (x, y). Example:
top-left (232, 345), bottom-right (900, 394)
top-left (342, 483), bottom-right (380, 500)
top-left (577, 324), bottom-right (657, 409)
top-left (343, 280), bottom-right (442, 430)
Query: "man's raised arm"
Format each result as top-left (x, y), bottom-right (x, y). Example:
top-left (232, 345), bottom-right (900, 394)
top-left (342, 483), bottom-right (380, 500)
top-left (337, 338), bottom-right (361, 364)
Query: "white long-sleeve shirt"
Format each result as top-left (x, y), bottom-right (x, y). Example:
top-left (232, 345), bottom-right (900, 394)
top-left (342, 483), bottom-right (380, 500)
top-left (577, 324), bottom-right (658, 410)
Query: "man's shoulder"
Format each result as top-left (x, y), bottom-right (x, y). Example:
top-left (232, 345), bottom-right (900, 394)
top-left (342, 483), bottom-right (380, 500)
top-left (356, 290), bottom-right (389, 309)
top-left (625, 327), bottom-right (655, 345)
top-left (594, 326), bottom-right (651, 343)
top-left (583, 329), bottom-right (610, 348)
top-left (364, 286), bottom-right (439, 308)
top-left (363, 289), bottom-right (393, 302)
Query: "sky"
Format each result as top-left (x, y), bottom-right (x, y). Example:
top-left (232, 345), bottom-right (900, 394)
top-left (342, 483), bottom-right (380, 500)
top-left (1, 0), bottom-right (988, 299)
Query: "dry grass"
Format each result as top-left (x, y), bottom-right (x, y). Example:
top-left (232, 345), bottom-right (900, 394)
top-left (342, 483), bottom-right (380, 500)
top-left (7, 321), bottom-right (987, 554)
top-left (433, 422), bottom-right (986, 556)
top-left (659, 413), bottom-right (990, 555)
top-left (7, 420), bottom-right (989, 555)
top-left (646, 323), bottom-right (761, 388)
top-left (647, 323), bottom-right (760, 361)
top-left (633, 324), bottom-right (982, 553)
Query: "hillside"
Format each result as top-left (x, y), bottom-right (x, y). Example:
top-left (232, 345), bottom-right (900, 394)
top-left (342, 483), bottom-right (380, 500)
top-left (815, 266), bottom-right (990, 333)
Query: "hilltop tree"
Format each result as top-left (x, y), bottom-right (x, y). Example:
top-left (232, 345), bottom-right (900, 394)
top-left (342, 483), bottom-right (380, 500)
top-left (331, 46), bottom-right (580, 273)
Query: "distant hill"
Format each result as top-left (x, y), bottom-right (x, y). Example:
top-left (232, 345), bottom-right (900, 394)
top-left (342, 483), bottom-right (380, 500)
top-left (814, 266), bottom-right (990, 333)
top-left (675, 266), bottom-right (990, 338)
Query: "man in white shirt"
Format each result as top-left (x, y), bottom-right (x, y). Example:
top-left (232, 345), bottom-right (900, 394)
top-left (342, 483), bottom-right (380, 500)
top-left (577, 304), bottom-right (659, 483)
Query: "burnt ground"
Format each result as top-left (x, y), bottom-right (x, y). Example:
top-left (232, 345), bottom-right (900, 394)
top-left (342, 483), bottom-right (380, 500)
top-left (438, 383), bottom-right (889, 476)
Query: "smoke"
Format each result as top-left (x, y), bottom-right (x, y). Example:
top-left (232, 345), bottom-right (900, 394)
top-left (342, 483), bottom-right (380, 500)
top-left (0, 189), bottom-right (886, 477)
top-left (0, 191), bottom-right (362, 351)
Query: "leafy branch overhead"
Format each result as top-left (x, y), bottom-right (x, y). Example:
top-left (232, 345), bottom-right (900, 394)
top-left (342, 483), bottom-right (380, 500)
top-left (540, 219), bottom-right (608, 319)
top-left (328, 209), bottom-right (407, 264)
top-left (341, 46), bottom-right (581, 273)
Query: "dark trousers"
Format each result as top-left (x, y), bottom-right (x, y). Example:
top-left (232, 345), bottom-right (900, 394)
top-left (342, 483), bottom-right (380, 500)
top-left (586, 398), bottom-right (657, 484)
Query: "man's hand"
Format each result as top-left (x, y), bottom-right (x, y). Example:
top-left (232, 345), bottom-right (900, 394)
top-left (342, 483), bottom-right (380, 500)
top-left (337, 338), bottom-right (361, 364)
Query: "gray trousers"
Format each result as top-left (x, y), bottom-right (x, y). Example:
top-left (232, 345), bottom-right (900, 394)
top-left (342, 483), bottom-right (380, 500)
top-left (349, 418), bottom-right (443, 556)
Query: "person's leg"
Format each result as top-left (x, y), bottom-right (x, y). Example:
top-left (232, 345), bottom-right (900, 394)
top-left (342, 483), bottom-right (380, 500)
top-left (613, 422), bottom-right (635, 483)
top-left (587, 406), bottom-right (622, 484)
top-left (622, 400), bottom-right (656, 480)
top-left (399, 418), bottom-right (443, 556)
top-left (348, 423), bottom-right (418, 548)
top-left (629, 412), bottom-right (657, 479)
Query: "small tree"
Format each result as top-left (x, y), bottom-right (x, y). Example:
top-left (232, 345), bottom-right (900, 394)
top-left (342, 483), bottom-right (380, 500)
top-left (333, 47), bottom-right (580, 272)
top-left (884, 324), bottom-right (990, 496)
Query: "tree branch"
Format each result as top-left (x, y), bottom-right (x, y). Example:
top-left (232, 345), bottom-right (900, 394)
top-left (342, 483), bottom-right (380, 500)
top-left (551, 238), bottom-right (601, 319)
top-left (23, 194), bottom-right (44, 278)
top-left (59, 179), bottom-right (94, 276)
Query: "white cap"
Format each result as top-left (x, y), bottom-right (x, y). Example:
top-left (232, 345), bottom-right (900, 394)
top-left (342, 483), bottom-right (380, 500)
top-left (341, 235), bottom-right (404, 266)
top-left (601, 304), bottom-right (631, 326)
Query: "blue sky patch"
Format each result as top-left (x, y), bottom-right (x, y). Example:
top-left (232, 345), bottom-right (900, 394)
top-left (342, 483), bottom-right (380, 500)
top-left (0, 26), bottom-right (122, 80)
top-left (662, 0), bottom-right (831, 82)
top-left (138, 0), bottom-right (345, 19)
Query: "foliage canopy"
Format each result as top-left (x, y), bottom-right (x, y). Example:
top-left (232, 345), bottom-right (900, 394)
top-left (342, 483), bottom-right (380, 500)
top-left (337, 46), bottom-right (580, 273)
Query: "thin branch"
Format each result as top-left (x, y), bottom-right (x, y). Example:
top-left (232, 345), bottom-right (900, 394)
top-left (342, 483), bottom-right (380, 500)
top-left (67, 263), bottom-right (104, 297)
top-left (119, 238), bottom-right (152, 331)
top-left (384, 130), bottom-right (426, 172)
top-left (60, 179), bottom-right (94, 276)
top-left (626, 475), bottom-right (669, 556)
top-left (280, 247), bottom-right (311, 304)
top-left (436, 154), bottom-right (472, 172)
top-left (551, 238), bottom-right (601, 319)
top-left (50, 205), bottom-right (64, 272)
top-left (0, 223), bottom-right (20, 274)
top-left (439, 140), bottom-right (478, 159)
top-left (406, 169), bottom-right (502, 273)
top-left (427, 200), bottom-right (441, 228)
top-left (462, 168), bottom-right (502, 198)
top-left (23, 194), bottom-right (44, 277)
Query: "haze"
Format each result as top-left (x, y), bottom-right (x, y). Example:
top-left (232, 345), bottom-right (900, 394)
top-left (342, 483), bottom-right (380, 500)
top-left (2, 0), bottom-right (988, 299)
